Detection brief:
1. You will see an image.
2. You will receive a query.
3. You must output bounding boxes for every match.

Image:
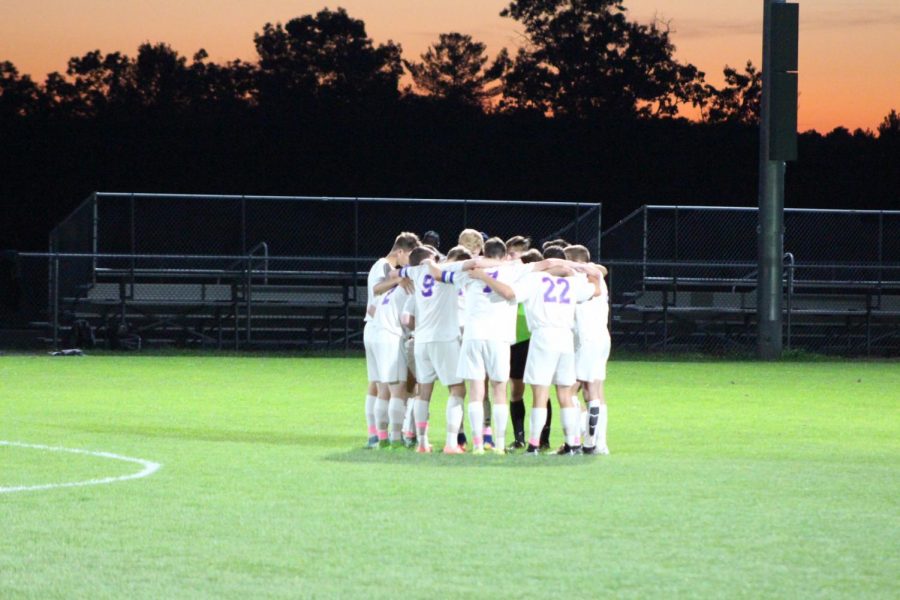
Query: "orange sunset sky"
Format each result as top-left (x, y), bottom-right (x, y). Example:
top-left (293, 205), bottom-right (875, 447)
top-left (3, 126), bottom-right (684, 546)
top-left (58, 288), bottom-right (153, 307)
top-left (1, 0), bottom-right (897, 132)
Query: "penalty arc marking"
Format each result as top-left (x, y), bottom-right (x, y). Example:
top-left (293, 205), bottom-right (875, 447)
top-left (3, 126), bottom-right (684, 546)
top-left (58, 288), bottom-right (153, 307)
top-left (0, 440), bottom-right (161, 494)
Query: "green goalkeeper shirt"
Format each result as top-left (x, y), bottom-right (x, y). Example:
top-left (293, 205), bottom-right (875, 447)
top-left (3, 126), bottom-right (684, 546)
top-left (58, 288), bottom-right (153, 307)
top-left (515, 303), bottom-right (530, 343)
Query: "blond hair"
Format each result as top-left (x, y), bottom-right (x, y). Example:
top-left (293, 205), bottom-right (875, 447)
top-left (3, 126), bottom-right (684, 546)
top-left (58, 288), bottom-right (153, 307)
top-left (457, 229), bottom-right (484, 256)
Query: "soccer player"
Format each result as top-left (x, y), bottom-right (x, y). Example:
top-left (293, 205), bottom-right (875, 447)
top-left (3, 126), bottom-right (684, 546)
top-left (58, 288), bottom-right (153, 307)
top-left (394, 246), bottom-right (469, 453)
top-left (507, 247), bottom-right (543, 449)
top-left (565, 244), bottom-right (611, 455)
top-left (363, 232), bottom-right (419, 448)
top-left (472, 258), bottom-right (601, 455)
top-left (431, 237), bottom-right (536, 454)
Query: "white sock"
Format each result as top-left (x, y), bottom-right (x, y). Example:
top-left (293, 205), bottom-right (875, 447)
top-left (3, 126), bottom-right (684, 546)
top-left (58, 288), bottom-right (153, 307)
top-left (468, 401), bottom-right (485, 448)
top-left (414, 399), bottom-right (430, 448)
top-left (388, 397), bottom-right (405, 442)
top-left (580, 409), bottom-right (588, 443)
top-left (529, 407), bottom-right (548, 447)
top-left (595, 403), bottom-right (608, 450)
top-left (375, 398), bottom-right (389, 441)
top-left (403, 397), bottom-right (416, 438)
top-left (561, 406), bottom-right (579, 447)
top-left (446, 395), bottom-right (464, 448)
top-left (492, 403), bottom-right (509, 450)
top-left (365, 394), bottom-right (377, 437)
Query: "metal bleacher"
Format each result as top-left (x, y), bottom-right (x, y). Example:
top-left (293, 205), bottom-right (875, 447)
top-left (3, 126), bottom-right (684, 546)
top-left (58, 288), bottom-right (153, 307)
top-left (27, 192), bottom-right (601, 350)
top-left (601, 206), bottom-right (900, 355)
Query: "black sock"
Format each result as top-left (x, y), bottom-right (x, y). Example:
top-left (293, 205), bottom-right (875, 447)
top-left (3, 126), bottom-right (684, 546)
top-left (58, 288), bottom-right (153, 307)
top-left (540, 403), bottom-right (552, 446)
top-left (510, 401), bottom-right (526, 443)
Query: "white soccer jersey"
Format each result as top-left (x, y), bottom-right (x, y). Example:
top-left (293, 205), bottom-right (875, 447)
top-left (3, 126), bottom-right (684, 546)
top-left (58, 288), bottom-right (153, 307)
top-left (512, 272), bottom-right (595, 351)
top-left (372, 284), bottom-right (410, 338)
top-left (443, 262), bottom-right (533, 343)
top-left (398, 264), bottom-right (460, 344)
top-left (364, 258), bottom-right (392, 322)
top-left (573, 273), bottom-right (610, 343)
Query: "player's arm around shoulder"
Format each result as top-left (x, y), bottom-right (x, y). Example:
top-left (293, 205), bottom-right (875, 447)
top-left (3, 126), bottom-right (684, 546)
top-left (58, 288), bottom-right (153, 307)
top-left (470, 268), bottom-right (516, 301)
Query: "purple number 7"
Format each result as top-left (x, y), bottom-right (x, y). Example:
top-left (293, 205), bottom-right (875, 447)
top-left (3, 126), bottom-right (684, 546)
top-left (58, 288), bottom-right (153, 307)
top-left (482, 270), bottom-right (499, 293)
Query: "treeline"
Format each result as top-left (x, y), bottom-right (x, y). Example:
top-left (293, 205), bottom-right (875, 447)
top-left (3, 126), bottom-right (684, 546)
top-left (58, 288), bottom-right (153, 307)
top-left (1, 1), bottom-right (897, 250)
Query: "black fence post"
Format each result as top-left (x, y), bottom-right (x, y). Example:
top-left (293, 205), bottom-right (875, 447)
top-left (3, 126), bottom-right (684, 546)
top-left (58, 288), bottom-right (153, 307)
top-left (52, 253), bottom-right (60, 350)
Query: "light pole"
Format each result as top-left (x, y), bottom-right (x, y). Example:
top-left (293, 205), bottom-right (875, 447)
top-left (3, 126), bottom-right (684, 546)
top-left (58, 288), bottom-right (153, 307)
top-left (757, 0), bottom-right (798, 359)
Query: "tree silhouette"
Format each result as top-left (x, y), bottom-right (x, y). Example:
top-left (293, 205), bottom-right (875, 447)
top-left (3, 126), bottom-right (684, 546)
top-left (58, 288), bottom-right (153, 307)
top-left (497, 0), bottom-right (707, 117)
top-left (877, 109), bottom-right (899, 140)
top-left (0, 61), bottom-right (40, 118)
top-left (704, 60), bottom-right (761, 125)
top-left (253, 8), bottom-right (402, 107)
top-left (404, 32), bottom-right (504, 107)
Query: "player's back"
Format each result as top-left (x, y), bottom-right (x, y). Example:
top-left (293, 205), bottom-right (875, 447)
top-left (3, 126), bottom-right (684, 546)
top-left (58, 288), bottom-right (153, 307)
top-left (365, 258), bottom-right (391, 322)
top-left (460, 262), bottom-right (532, 342)
top-left (373, 285), bottom-right (409, 337)
top-left (401, 264), bottom-right (459, 343)
top-left (574, 273), bottom-right (609, 342)
top-left (516, 272), bottom-right (595, 332)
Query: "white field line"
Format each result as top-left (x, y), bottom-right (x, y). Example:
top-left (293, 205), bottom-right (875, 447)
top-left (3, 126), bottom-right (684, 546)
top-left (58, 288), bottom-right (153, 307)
top-left (0, 440), bottom-right (161, 494)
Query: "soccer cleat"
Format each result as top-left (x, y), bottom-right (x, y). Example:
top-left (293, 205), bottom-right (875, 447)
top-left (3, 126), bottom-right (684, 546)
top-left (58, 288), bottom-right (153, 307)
top-left (365, 435), bottom-right (380, 449)
top-left (525, 444), bottom-right (541, 455)
top-left (492, 446), bottom-right (506, 455)
top-left (403, 437), bottom-right (417, 449)
top-left (506, 440), bottom-right (526, 451)
top-left (556, 444), bottom-right (583, 456)
top-left (416, 444), bottom-right (433, 454)
top-left (471, 446), bottom-right (486, 456)
top-left (539, 441), bottom-right (551, 452)
top-left (484, 433), bottom-right (494, 450)
top-left (457, 432), bottom-right (468, 452)
top-left (389, 441), bottom-right (406, 451)
top-left (376, 439), bottom-right (390, 449)
top-left (442, 445), bottom-right (465, 455)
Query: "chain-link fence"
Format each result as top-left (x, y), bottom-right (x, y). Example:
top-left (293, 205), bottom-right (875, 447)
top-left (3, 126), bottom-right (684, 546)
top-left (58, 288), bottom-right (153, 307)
top-left (600, 206), bottom-right (900, 355)
top-left (17, 193), bottom-right (600, 350)
top-left (51, 193), bottom-right (600, 261)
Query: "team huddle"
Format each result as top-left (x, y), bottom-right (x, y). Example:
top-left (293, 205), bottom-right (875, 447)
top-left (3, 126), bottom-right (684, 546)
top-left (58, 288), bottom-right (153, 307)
top-left (362, 229), bottom-right (611, 456)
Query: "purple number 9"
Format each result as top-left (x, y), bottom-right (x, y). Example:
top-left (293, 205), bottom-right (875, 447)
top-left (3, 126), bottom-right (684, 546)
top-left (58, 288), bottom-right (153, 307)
top-left (422, 274), bottom-right (435, 297)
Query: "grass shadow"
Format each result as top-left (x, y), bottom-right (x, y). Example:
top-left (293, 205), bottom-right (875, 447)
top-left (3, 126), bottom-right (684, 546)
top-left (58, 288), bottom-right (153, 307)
top-left (323, 447), bottom-right (595, 469)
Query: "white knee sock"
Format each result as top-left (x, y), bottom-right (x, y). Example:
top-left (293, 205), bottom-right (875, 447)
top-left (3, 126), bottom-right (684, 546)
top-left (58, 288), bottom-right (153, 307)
top-left (365, 394), bottom-right (377, 437)
top-left (595, 403), bottom-right (608, 450)
top-left (403, 398), bottom-right (416, 439)
top-left (529, 407), bottom-right (548, 448)
top-left (468, 401), bottom-right (485, 448)
top-left (388, 397), bottom-right (405, 442)
top-left (561, 406), bottom-right (579, 447)
top-left (414, 399), bottom-right (430, 448)
top-left (492, 404), bottom-right (509, 450)
top-left (445, 395), bottom-right (464, 448)
top-left (375, 398), bottom-right (390, 441)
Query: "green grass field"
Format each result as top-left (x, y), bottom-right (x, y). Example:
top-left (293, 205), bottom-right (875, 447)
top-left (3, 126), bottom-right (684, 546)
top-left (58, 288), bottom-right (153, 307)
top-left (1, 355), bottom-right (898, 598)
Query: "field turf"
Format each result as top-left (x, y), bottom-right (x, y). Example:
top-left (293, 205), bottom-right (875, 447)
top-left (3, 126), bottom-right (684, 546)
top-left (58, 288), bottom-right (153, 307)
top-left (1, 355), bottom-right (898, 598)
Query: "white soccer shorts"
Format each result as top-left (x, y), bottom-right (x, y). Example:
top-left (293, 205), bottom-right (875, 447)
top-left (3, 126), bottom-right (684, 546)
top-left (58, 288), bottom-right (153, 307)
top-left (364, 321), bottom-right (378, 381)
top-left (405, 336), bottom-right (416, 380)
top-left (575, 336), bottom-right (611, 382)
top-left (524, 329), bottom-right (576, 386)
top-left (370, 334), bottom-right (407, 383)
top-left (456, 339), bottom-right (511, 382)
top-left (415, 339), bottom-right (463, 386)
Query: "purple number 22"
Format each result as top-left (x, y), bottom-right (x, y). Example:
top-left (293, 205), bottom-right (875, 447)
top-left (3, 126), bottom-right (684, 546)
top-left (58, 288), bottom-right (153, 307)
top-left (542, 277), bottom-right (571, 304)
